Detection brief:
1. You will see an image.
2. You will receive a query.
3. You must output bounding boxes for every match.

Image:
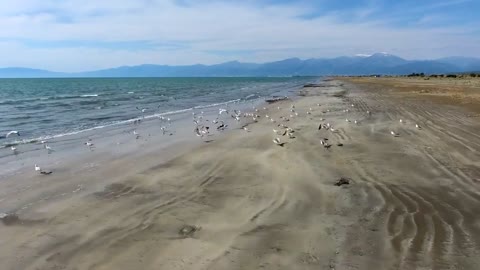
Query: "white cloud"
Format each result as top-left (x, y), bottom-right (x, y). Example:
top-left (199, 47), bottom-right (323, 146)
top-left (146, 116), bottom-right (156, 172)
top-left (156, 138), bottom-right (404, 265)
top-left (0, 0), bottom-right (478, 71)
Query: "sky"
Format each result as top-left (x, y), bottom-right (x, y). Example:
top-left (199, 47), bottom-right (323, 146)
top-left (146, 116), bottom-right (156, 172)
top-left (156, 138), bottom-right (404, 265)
top-left (0, 0), bottom-right (479, 72)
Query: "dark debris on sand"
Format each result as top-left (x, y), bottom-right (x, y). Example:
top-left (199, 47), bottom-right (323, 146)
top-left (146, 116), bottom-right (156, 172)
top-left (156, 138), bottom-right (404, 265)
top-left (334, 178), bottom-right (351, 187)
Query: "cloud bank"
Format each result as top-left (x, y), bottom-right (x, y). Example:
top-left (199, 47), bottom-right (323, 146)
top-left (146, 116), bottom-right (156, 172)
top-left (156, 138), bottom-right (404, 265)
top-left (0, 0), bottom-right (478, 72)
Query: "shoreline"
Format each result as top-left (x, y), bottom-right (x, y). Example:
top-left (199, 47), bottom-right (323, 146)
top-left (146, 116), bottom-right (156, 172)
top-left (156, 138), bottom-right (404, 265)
top-left (1, 78), bottom-right (479, 269)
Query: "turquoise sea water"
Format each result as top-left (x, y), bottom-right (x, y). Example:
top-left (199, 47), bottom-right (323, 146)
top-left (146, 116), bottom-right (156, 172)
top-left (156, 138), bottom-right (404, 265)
top-left (0, 77), bottom-right (317, 146)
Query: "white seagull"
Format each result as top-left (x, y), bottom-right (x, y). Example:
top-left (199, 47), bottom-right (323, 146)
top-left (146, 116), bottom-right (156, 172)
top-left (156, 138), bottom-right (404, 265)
top-left (34, 164), bottom-right (52, 175)
top-left (136, 107), bottom-right (147, 113)
top-left (390, 131), bottom-right (399, 137)
top-left (6, 131), bottom-right (20, 137)
top-left (415, 124), bottom-right (421, 129)
top-left (44, 144), bottom-right (54, 153)
top-left (273, 138), bottom-right (285, 147)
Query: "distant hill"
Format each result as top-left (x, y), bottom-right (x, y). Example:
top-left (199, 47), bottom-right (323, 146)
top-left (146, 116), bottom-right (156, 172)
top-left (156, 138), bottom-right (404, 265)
top-left (436, 57), bottom-right (480, 72)
top-left (1, 53), bottom-right (479, 78)
top-left (0, 67), bottom-right (65, 78)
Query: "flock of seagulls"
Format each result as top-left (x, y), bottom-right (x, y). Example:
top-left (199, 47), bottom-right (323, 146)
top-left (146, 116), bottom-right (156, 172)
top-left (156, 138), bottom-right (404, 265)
top-left (2, 96), bottom-right (426, 176)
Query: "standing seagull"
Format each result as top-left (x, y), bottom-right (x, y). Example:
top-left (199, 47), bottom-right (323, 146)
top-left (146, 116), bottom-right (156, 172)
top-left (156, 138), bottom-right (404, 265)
top-left (35, 164), bottom-right (52, 175)
top-left (390, 131), bottom-right (399, 137)
top-left (273, 138), bottom-right (285, 147)
top-left (11, 146), bottom-right (17, 153)
top-left (44, 144), bottom-right (54, 154)
top-left (415, 124), bottom-right (422, 129)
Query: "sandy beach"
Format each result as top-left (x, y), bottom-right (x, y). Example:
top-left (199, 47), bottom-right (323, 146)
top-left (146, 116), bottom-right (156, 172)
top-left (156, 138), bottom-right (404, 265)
top-left (1, 78), bottom-right (480, 270)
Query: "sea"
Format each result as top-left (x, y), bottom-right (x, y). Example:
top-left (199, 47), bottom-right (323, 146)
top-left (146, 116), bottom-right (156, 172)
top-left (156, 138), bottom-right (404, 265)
top-left (0, 77), bottom-right (318, 147)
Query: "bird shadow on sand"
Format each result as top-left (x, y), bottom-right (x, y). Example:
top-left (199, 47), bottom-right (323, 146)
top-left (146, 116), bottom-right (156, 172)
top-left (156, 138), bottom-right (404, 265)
top-left (1, 213), bottom-right (45, 226)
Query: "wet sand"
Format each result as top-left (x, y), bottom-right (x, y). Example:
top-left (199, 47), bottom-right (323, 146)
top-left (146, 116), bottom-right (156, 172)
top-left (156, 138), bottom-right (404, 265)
top-left (1, 78), bottom-right (480, 269)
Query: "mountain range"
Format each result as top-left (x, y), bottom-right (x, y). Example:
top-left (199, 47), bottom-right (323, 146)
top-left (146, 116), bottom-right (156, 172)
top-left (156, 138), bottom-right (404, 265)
top-left (1, 53), bottom-right (479, 78)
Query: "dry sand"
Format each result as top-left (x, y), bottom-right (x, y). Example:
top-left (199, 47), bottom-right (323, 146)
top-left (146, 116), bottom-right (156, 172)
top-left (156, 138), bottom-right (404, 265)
top-left (1, 78), bottom-right (480, 270)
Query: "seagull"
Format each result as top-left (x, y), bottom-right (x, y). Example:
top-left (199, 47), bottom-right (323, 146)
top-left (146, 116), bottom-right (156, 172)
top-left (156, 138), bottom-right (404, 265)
top-left (288, 132), bottom-right (295, 139)
top-left (160, 126), bottom-right (167, 135)
top-left (44, 144), bottom-right (54, 153)
top-left (11, 146), bottom-right (17, 153)
top-left (307, 111), bottom-right (311, 115)
top-left (243, 126), bottom-right (250, 132)
top-left (40, 140), bottom-right (48, 144)
top-left (277, 106), bottom-right (281, 110)
top-left (265, 114), bottom-right (270, 118)
top-left (351, 104), bottom-right (355, 107)
top-left (399, 119), bottom-right (404, 123)
top-left (35, 164), bottom-right (52, 175)
top-left (219, 108), bottom-right (228, 115)
top-left (136, 107), bottom-right (148, 118)
top-left (133, 130), bottom-right (141, 139)
top-left (217, 122), bottom-right (227, 130)
top-left (354, 120), bottom-right (359, 125)
top-left (346, 119), bottom-right (351, 122)
top-left (85, 141), bottom-right (94, 147)
top-left (390, 131), bottom-right (399, 137)
top-left (317, 103), bottom-right (320, 106)
top-left (415, 124), bottom-right (421, 129)
top-left (6, 131), bottom-right (20, 137)
top-left (136, 107), bottom-right (147, 113)
top-left (273, 138), bottom-right (285, 147)
top-left (320, 139), bottom-right (331, 149)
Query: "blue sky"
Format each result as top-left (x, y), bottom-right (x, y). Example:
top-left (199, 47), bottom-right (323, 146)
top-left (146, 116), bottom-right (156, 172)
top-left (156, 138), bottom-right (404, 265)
top-left (0, 0), bottom-right (478, 72)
